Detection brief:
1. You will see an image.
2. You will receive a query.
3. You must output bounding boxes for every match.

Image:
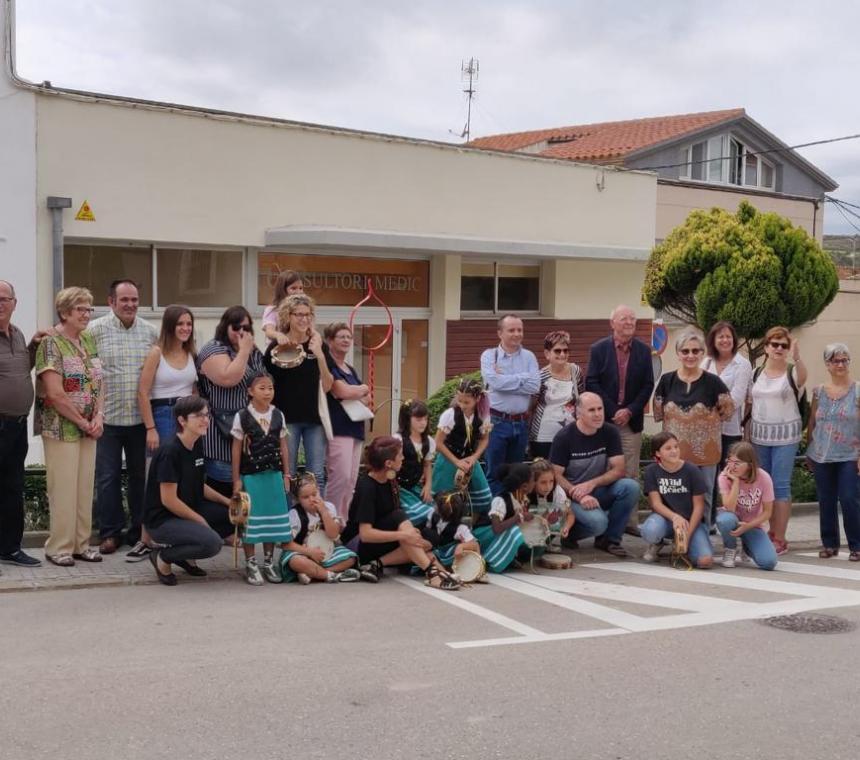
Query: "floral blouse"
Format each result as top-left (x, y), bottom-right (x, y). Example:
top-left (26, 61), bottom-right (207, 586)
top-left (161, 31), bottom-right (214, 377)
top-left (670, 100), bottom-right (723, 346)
top-left (35, 332), bottom-right (103, 441)
top-left (807, 383), bottom-right (860, 464)
top-left (654, 370), bottom-right (734, 466)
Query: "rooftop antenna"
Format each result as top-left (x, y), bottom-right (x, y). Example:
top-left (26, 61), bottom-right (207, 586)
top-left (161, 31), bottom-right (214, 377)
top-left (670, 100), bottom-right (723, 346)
top-left (459, 57), bottom-right (479, 142)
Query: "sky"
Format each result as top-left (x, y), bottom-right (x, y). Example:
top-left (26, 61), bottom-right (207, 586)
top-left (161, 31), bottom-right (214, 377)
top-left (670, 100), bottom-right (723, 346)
top-left (13, 0), bottom-right (860, 235)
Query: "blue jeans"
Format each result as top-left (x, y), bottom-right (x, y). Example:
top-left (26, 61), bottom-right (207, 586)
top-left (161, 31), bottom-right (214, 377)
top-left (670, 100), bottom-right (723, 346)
top-left (640, 513), bottom-right (713, 564)
top-left (753, 442), bottom-right (798, 501)
top-left (147, 516), bottom-right (223, 565)
top-left (285, 423), bottom-right (327, 496)
top-left (715, 510), bottom-right (777, 570)
top-left (95, 423), bottom-right (147, 543)
top-left (570, 478), bottom-right (640, 544)
top-left (813, 460), bottom-right (860, 551)
top-left (205, 458), bottom-right (233, 485)
top-left (485, 416), bottom-right (530, 495)
top-left (152, 404), bottom-right (178, 444)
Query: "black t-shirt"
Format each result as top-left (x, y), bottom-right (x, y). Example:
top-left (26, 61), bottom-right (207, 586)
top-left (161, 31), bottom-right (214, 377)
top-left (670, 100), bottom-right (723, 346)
top-left (341, 474), bottom-right (403, 543)
top-left (643, 461), bottom-right (706, 520)
top-left (549, 422), bottom-right (623, 485)
top-left (264, 341), bottom-right (321, 425)
top-left (654, 370), bottom-right (729, 412)
top-left (144, 436), bottom-right (206, 529)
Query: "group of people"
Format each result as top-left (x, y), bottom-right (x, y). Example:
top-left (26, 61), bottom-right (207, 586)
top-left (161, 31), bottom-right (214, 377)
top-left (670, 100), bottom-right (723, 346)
top-left (0, 275), bottom-right (858, 589)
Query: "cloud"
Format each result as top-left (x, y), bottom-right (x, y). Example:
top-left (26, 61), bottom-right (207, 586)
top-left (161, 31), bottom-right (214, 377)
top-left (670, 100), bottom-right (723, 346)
top-left (13, 0), bottom-right (860, 232)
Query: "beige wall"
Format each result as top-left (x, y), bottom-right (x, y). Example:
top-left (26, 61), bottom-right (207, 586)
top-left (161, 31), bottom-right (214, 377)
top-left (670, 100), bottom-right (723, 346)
top-left (428, 254), bottom-right (462, 389)
top-left (656, 183), bottom-right (822, 242)
top-left (551, 260), bottom-right (650, 319)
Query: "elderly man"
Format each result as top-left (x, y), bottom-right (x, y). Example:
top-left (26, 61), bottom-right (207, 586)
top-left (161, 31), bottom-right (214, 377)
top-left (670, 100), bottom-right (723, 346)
top-left (586, 304), bottom-right (654, 533)
top-left (88, 280), bottom-right (158, 559)
top-left (480, 314), bottom-right (540, 495)
top-left (0, 280), bottom-right (45, 567)
top-left (549, 392), bottom-right (640, 557)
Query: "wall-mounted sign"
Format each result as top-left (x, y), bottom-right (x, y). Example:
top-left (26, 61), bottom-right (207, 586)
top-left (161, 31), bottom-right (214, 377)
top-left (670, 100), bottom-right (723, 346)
top-left (75, 200), bottom-right (96, 222)
top-left (259, 253), bottom-right (429, 308)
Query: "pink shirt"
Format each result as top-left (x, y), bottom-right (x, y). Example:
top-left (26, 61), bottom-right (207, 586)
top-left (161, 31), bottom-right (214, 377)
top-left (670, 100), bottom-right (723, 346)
top-left (262, 305), bottom-right (279, 328)
top-left (718, 470), bottom-right (774, 523)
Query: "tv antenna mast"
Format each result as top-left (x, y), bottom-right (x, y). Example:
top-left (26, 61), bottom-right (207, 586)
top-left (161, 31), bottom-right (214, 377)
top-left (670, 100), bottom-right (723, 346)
top-left (459, 57), bottom-right (479, 142)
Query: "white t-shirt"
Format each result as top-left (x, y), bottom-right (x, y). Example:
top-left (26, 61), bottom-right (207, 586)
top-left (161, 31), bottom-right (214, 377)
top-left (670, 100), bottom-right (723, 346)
top-left (425, 513), bottom-right (475, 543)
top-left (535, 376), bottom-right (577, 443)
top-left (750, 369), bottom-right (803, 446)
top-left (489, 493), bottom-right (524, 520)
top-left (437, 407), bottom-right (491, 435)
top-left (393, 432), bottom-right (436, 460)
top-left (231, 404), bottom-right (288, 439)
top-left (288, 500), bottom-right (343, 535)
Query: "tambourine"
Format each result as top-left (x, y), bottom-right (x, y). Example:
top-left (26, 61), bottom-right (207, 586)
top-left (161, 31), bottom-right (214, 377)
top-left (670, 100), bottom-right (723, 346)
top-left (539, 552), bottom-right (573, 570)
top-left (229, 491), bottom-right (251, 526)
top-left (451, 550), bottom-right (486, 583)
top-left (672, 522), bottom-right (692, 570)
top-left (270, 343), bottom-right (306, 369)
top-left (454, 467), bottom-right (472, 492)
top-left (520, 514), bottom-right (551, 549)
top-left (305, 525), bottom-right (335, 561)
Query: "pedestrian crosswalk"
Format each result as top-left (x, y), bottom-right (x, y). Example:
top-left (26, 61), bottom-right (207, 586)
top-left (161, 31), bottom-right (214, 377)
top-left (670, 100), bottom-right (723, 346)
top-left (397, 557), bottom-right (860, 649)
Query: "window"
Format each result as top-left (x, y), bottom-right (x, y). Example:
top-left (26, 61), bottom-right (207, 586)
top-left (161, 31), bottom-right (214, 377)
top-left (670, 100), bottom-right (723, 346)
top-left (461, 261), bottom-right (540, 313)
top-left (64, 244), bottom-right (153, 306)
top-left (690, 141), bottom-right (706, 181)
top-left (708, 135), bottom-right (726, 182)
top-left (680, 133), bottom-right (778, 191)
top-left (760, 160), bottom-right (775, 189)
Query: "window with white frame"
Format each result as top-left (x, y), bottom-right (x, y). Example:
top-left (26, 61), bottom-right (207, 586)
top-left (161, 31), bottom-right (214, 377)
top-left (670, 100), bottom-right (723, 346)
top-left (460, 261), bottom-right (540, 314)
top-left (679, 133), bottom-right (775, 190)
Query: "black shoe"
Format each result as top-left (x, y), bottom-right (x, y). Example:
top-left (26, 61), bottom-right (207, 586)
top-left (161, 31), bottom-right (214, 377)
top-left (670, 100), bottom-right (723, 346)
top-left (359, 561), bottom-right (381, 583)
top-left (0, 550), bottom-right (42, 567)
top-left (560, 536), bottom-right (579, 550)
top-left (174, 559), bottom-right (207, 577)
top-left (624, 525), bottom-right (642, 538)
top-left (149, 550), bottom-right (177, 586)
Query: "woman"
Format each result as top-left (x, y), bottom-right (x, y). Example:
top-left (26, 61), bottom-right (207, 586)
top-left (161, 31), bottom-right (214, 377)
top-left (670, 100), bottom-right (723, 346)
top-left (143, 395), bottom-right (230, 586)
top-left (196, 306), bottom-right (265, 495)
top-left (139, 305), bottom-right (198, 454)
top-left (35, 287), bottom-right (104, 566)
top-left (806, 343), bottom-right (860, 561)
top-left (653, 327), bottom-right (734, 526)
top-left (262, 269), bottom-right (305, 345)
top-left (701, 320), bottom-right (752, 522)
top-left (264, 294), bottom-right (333, 494)
top-left (340, 436), bottom-right (461, 590)
top-left (323, 322), bottom-right (370, 521)
top-left (529, 330), bottom-right (584, 459)
top-left (748, 326), bottom-right (807, 555)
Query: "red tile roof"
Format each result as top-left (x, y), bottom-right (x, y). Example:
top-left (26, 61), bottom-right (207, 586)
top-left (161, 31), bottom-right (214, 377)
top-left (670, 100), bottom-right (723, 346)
top-left (468, 108), bottom-right (746, 163)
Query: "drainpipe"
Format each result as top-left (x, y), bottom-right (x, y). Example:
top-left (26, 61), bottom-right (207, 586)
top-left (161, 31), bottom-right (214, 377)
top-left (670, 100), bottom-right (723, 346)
top-left (812, 198), bottom-right (820, 240)
top-left (46, 196), bottom-right (71, 294)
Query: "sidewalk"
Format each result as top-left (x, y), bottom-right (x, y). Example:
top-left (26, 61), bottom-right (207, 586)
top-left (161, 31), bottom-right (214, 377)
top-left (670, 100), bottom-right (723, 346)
top-left (0, 505), bottom-right (833, 593)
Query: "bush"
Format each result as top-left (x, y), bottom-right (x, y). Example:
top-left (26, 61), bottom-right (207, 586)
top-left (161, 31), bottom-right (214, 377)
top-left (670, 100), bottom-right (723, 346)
top-left (426, 371), bottom-right (482, 434)
top-left (24, 467), bottom-right (50, 531)
top-left (791, 462), bottom-right (817, 502)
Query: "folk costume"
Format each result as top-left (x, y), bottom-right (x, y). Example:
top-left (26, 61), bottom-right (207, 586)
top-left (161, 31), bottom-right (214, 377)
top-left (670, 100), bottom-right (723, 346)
top-left (421, 501), bottom-right (476, 567)
top-left (431, 406), bottom-right (492, 515)
top-left (472, 491), bottom-right (526, 573)
top-left (278, 499), bottom-right (358, 582)
top-left (395, 432), bottom-right (436, 527)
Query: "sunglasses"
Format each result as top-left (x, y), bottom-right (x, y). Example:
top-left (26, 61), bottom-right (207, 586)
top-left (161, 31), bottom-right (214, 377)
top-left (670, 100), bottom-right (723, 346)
top-left (551, 348), bottom-right (569, 355)
top-left (231, 323), bottom-right (252, 333)
top-left (769, 341), bottom-right (789, 350)
top-left (679, 348), bottom-right (702, 356)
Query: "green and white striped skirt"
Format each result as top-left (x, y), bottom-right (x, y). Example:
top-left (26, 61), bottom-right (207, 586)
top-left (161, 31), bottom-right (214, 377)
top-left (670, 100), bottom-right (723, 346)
top-left (472, 524), bottom-right (525, 573)
top-left (241, 470), bottom-right (293, 544)
top-left (278, 544), bottom-right (358, 582)
top-left (431, 457), bottom-right (492, 516)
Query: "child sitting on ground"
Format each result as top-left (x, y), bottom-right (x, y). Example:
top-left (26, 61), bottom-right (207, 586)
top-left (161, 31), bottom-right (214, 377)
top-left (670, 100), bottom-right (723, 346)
top-left (529, 458), bottom-right (574, 549)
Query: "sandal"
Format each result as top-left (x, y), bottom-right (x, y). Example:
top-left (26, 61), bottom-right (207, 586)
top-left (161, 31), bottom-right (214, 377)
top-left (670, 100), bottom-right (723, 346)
top-left (595, 537), bottom-right (629, 558)
top-left (47, 553), bottom-right (75, 567)
top-left (424, 564), bottom-right (461, 591)
top-left (849, 551), bottom-right (860, 562)
top-left (819, 547), bottom-right (840, 558)
top-left (73, 549), bottom-right (103, 563)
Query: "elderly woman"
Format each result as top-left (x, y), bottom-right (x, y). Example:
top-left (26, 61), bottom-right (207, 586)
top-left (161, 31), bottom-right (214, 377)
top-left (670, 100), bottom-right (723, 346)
top-left (196, 306), bottom-right (265, 495)
top-left (35, 287), bottom-right (104, 566)
top-left (653, 327), bottom-right (734, 525)
top-left (323, 322), bottom-right (370, 521)
top-left (264, 294), bottom-right (333, 494)
top-left (748, 326), bottom-right (807, 555)
top-left (701, 320), bottom-right (752, 523)
top-left (806, 343), bottom-right (860, 561)
top-left (529, 330), bottom-right (584, 459)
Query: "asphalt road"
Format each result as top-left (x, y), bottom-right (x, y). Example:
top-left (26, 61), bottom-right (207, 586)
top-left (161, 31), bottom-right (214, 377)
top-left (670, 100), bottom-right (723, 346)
top-left (3, 557), bottom-right (860, 760)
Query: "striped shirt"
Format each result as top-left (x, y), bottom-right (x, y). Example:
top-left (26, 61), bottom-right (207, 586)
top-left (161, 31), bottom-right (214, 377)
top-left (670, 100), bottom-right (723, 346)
top-left (196, 339), bottom-right (265, 463)
top-left (87, 313), bottom-right (157, 426)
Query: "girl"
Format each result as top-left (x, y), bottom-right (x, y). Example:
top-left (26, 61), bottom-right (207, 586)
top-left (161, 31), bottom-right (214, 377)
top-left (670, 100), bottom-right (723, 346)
top-left (278, 473), bottom-right (362, 584)
top-left (431, 377), bottom-right (492, 517)
top-left (716, 442), bottom-right (778, 570)
top-left (262, 269), bottom-right (305, 345)
top-left (472, 463), bottom-right (530, 573)
top-left (231, 372), bottom-right (292, 586)
top-left (641, 432), bottom-right (713, 568)
top-left (395, 399), bottom-right (436, 527)
top-left (529, 458), bottom-right (574, 548)
top-left (421, 490), bottom-right (482, 571)
top-left (340, 436), bottom-right (461, 590)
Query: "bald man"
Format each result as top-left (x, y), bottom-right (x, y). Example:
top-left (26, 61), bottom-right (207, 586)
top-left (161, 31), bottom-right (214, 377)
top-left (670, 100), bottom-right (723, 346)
top-left (548, 392), bottom-right (639, 557)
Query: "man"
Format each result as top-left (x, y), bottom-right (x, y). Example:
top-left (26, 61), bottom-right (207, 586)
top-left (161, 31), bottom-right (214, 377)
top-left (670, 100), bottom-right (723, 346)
top-left (549, 392), bottom-right (640, 557)
top-left (480, 314), bottom-right (540, 495)
top-left (586, 304), bottom-right (654, 533)
top-left (88, 280), bottom-right (158, 560)
top-left (0, 280), bottom-right (45, 567)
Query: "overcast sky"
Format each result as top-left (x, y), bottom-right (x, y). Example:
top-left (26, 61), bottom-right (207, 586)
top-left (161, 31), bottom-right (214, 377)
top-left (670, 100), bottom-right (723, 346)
top-left (13, 0), bottom-right (860, 235)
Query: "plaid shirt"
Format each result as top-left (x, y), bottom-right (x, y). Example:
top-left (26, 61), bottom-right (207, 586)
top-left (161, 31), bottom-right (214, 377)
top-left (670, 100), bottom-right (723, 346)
top-left (88, 312), bottom-right (157, 426)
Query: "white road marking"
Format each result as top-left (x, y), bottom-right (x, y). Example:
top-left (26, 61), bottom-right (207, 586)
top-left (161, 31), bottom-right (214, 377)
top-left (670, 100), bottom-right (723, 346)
top-left (796, 552), bottom-right (851, 562)
top-left (776, 560), bottom-right (860, 580)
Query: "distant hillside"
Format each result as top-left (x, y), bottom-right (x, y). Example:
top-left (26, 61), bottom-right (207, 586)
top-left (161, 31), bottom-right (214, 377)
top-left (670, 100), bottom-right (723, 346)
top-left (823, 235), bottom-right (859, 278)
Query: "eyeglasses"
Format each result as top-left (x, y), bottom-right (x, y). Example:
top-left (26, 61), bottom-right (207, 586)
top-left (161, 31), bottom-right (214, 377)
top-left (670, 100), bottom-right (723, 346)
top-left (828, 358), bottom-right (850, 365)
top-left (769, 341), bottom-right (790, 350)
top-left (231, 323), bottom-right (252, 333)
top-left (551, 348), bottom-right (569, 355)
top-left (188, 411), bottom-right (211, 419)
top-left (73, 306), bottom-right (95, 315)
top-left (292, 311), bottom-right (312, 321)
top-left (679, 348), bottom-right (702, 356)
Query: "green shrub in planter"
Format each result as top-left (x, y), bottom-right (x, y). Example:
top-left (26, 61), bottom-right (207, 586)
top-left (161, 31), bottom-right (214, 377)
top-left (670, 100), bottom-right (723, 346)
top-left (24, 466), bottom-right (50, 532)
top-left (791, 462), bottom-right (817, 502)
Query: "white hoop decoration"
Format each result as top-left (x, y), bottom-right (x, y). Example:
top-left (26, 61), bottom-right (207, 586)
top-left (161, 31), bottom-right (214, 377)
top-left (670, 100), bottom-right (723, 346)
top-left (270, 343), bottom-right (306, 369)
top-left (451, 550), bottom-right (486, 583)
top-left (306, 526), bottom-right (335, 561)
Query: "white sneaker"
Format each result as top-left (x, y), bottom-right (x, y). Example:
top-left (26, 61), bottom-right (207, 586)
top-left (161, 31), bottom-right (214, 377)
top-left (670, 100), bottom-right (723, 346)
top-left (244, 558), bottom-right (264, 586)
top-left (642, 544), bottom-right (660, 563)
top-left (737, 547), bottom-right (750, 564)
top-left (721, 548), bottom-right (737, 568)
top-left (297, 572), bottom-right (312, 585)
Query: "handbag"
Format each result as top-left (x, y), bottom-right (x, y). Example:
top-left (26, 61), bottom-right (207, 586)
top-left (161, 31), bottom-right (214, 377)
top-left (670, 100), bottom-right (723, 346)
top-left (341, 398), bottom-right (375, 422)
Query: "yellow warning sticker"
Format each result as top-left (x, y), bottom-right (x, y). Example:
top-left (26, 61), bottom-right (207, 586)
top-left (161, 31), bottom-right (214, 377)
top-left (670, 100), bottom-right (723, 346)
top-left (75, 200), bottom-right (95, 222)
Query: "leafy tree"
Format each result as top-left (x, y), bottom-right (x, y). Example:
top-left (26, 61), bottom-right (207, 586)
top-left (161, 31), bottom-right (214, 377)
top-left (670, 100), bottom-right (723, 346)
top-left (643, 201), bottom-right (839, 358)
